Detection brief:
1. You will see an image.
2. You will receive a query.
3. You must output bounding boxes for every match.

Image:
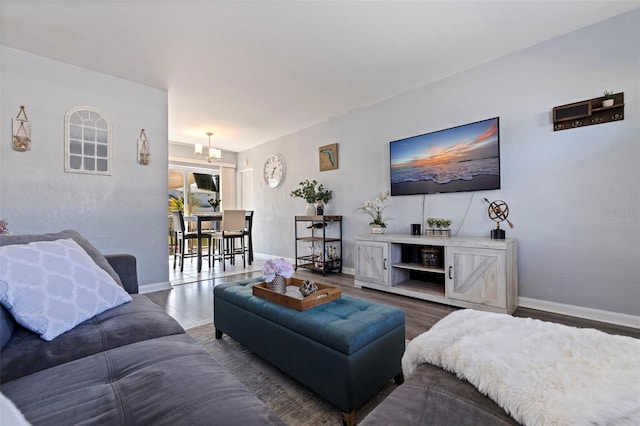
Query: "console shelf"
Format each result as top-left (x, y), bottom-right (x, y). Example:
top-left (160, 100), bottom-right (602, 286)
top-left (294, 215), bottom-right (343, 275)
top-left (354, 234), bottom-right (518, 314)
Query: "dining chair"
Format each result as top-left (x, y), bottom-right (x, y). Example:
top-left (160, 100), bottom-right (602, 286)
top-left (171, 210), bottom-right (212, 272)
top-left (211, 210), bottom-right (246, 271)
top-left (244, 210), bottom-right (254, 265)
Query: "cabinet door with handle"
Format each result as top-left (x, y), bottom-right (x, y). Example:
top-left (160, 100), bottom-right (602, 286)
top-left (445, 247), bottom-right (507, 308)
top-left (355, 241), bottom-right (389, 286)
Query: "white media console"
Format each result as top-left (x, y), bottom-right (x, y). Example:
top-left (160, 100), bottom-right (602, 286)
top-left (354, 234), bottom-right (518, 314)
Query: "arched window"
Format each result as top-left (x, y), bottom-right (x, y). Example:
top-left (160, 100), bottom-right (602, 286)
top-left (64, 106), bottom-right (112, 175)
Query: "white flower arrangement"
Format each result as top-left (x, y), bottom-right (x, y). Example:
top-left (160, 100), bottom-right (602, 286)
top-left (357, 190), bottom-right (391, 227)
top-left (261, 258), bottom-right (294, 283)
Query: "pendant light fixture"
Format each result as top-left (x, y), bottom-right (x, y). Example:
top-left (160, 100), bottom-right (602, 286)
top-left (194, 132), bottom-right (223, 162)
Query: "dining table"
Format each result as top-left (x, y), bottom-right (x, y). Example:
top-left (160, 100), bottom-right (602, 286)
top-left (184, 213), bottom-right (222, 272)
top-left (184, 212), bottom-right (253, 273)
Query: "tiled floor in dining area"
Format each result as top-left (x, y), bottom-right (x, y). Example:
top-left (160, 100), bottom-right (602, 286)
top-left (145, 253), bottom-right (268, 330)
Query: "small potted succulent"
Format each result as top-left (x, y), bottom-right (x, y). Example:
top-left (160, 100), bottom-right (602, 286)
top-left (602, 90), bottom-right (615, 108)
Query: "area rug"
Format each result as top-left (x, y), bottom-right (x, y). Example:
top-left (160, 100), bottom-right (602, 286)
top-left (187, 324), bottom-right (398, 425)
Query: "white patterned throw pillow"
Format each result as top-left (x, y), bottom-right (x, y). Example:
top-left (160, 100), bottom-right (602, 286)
top-left (0, 238), bottom-right (132, 341)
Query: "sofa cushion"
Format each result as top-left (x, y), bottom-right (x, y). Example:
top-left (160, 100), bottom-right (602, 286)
top-left (361, 362), bottom-right (519, 426)
top-left (0, 239), bottom-right (132, 341)
top-left (1, 295), bottom-right (184, 383)
top-left (0, 229), bottom-right (123, 287)
top-left (1, 334), bottom-right (284, 425)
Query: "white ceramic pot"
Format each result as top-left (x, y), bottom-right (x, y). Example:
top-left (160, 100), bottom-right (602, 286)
top-left (602, 99), bottom-right (614, 107)
top-left (304, 203), bottom-right (316, 216)
top-left (371, 225), bottom-right (385, 234)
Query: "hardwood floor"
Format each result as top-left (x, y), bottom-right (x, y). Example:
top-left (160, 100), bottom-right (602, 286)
top-left (147, 258), bottom-right (640, 339)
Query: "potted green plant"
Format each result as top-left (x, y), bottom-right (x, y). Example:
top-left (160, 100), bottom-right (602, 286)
top-left (602, 90), bottom-right (614, 107)
top-left (441, 218), bottom-right (452, 237)
top-left (291, 180), bottom-right (332, 215)
top-left (169, 196), bottom-right (184, 212)
top-left (425, 217), bottom-right (437, 236)
top-left (315, 184), bottom-right (333, 215)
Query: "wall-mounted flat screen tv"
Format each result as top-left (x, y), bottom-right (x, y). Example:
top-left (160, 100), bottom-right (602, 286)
top-left (192, 173), bottom-right (218, 192)
top-left (390, 117), bottom-right (500, 195)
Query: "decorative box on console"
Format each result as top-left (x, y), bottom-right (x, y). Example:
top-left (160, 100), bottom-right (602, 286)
top-left (253, 278), bottom-right (341, 311)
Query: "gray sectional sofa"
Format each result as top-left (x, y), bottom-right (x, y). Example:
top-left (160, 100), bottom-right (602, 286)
top-left (360, 362), bottom-right (520, 425)
top-left (0, 230), bottom-right (283, 425)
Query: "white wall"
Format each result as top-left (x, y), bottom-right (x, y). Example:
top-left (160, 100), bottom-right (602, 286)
top-left (239, 10), bottom-right (639, 316)
top-left (0, 47), bottom-right (169, 288)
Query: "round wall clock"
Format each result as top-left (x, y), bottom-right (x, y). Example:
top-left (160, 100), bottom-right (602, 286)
top-left (263, 153), bottom-right (286, 189)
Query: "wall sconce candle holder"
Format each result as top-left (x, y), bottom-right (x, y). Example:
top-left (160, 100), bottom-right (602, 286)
top-left (12, 106), bottom-right (31, 152)
top-left (137, 129), bottom-right (150, 165)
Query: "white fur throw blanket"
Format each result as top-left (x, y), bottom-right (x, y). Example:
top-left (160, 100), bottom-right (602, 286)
top-left (402, 309), bottom-right (640, 426)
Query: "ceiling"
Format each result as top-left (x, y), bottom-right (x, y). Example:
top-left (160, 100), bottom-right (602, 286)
top-left (2, 1), bottom-right (638, 152)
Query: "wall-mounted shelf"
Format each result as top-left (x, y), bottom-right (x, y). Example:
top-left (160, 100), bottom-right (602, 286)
top-left (553, 92), bottom-right (624, 131)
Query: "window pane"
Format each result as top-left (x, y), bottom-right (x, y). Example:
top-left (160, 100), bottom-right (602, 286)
top-left (69, 155), bottom-right (82, 169)
top-left (95, 118), bottom-right (108, 130)
top-left (96, 159), bottom-right (108, 172)
top-left (84, 127), bottom-right (95, 141)
top-left (97, 130), bottom-right (108, 143)
top-left (70, 113), bottom-right (83, 124)
top-left (96, 144), bottom-right (108, 158)
top-left (84, 157), bottom-right (95, 171)
top-left (70, 140), bottom-right (82, 154)
top-left (84, 142), bottom-right (95, 156)
top-left (70, 124), bottom-right (82, 139)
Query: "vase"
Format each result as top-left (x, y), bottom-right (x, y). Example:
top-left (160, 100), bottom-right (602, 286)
top-left (268, 274), bottom-right (287, 294)
top-left (315, 202), bottom-right (324, 215)
top-left (304, 203), bottom-right (316, 216)
top-left (371, 225), bottom-right (385, 234)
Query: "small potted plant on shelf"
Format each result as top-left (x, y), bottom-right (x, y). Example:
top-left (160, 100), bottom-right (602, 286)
top-left (602, 90), bottom-right (615, 107)
top-left (441, 218), bottom-right (452, 237)
top-left (315, 184), bottom-right (333, 215)
top-left (357, 190), bottom-right (390, 234)
top-left (290, 179), bottom-right (332, 215)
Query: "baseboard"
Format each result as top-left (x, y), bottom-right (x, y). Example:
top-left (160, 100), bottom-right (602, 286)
top-left (139, 281), bottom-right (172, 294)
top-left (519, 297), bottom-right (640, 329)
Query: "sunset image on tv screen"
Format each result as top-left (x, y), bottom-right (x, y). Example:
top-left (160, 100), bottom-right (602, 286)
top-left (390, 117), bottom-right (500, 195)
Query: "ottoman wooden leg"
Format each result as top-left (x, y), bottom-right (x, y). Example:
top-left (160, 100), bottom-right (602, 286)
top-left (215, 328), bottom-right (223, 339)
top-left (341, 410), bottom-right (356, 426)
top-left (394, 372), bottom-right (404, 385)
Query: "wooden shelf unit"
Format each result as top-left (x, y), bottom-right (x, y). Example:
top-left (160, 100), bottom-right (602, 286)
top-left (294, 215), bottom-right (343, 275)
top-left (553, 92), bottom-right (624, 131)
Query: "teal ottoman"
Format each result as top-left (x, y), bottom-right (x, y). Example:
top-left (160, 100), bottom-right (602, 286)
top-left (214, 277), bottom-right (405, 426)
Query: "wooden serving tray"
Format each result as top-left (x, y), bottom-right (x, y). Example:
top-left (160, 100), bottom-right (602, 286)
top-left (252, 277), bottom-right (341, 311)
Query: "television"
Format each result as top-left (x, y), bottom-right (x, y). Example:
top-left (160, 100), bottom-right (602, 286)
top-left (390, 117), bottom-right (500, 195)
top-left (192, 173), bottom-right (218, 192)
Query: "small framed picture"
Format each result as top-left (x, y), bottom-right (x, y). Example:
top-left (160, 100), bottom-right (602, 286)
top-left (319, 143), bottom-right (338, 171)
